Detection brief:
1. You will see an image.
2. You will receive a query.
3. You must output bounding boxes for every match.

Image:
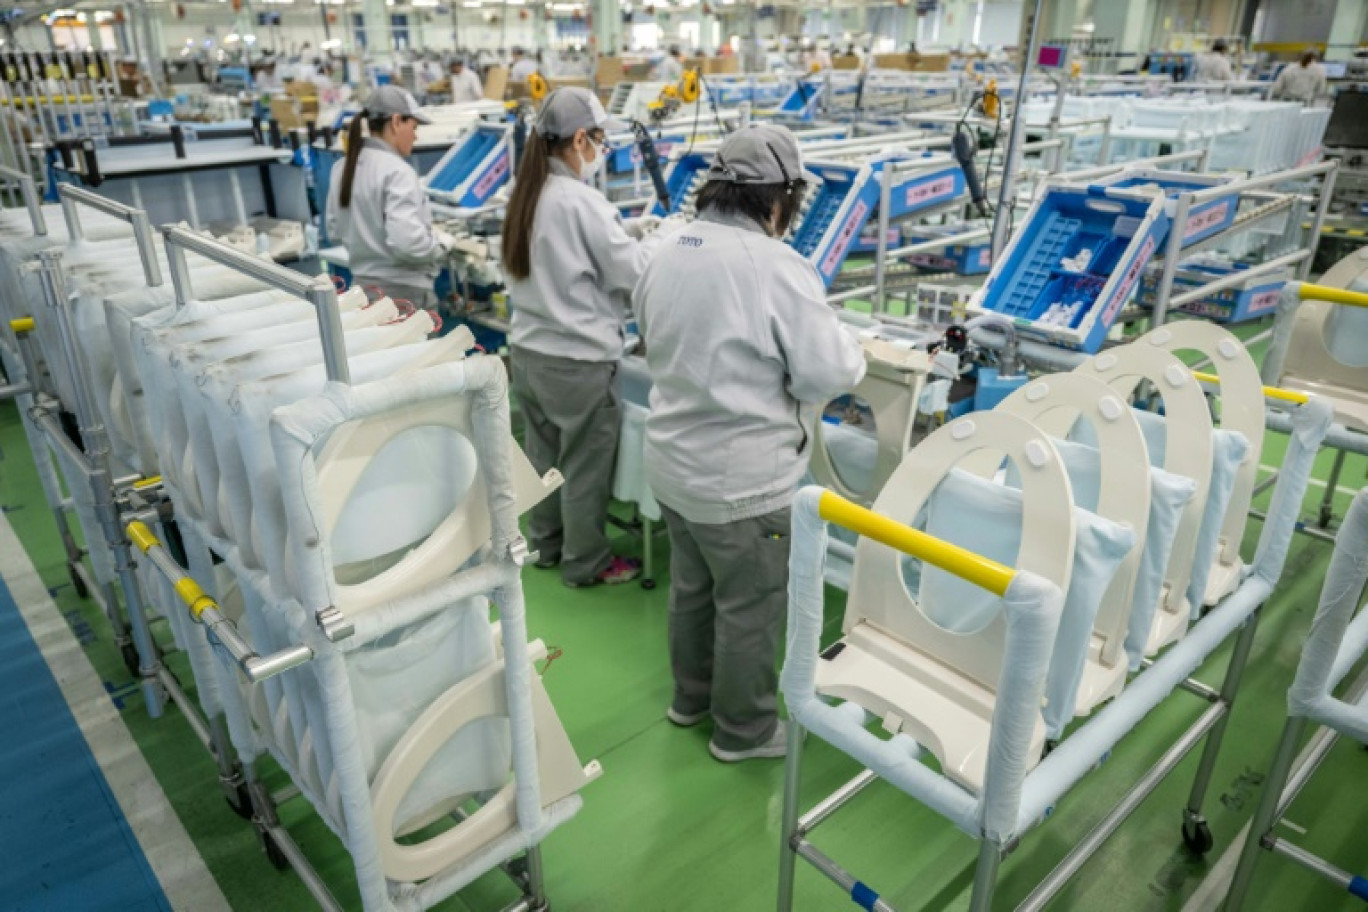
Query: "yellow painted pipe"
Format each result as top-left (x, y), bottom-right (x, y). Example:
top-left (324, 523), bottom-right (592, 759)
top-left (126, 519), bottom-right (159, 554)
top-left (817, 490), bottom-right (1015, 597)
top-left (9, 317), bottom-right (35, 334)
top-left (173, 576), bottom-right (217, 620)
top-left (126, 520), bottom-right (217, 619)
top-left (1298, 282), bottom-right (1368, 309)
top-left (1191, 370), bottom-right (1309, 405)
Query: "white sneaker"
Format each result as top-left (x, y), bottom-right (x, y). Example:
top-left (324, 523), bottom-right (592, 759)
top-left (709, 721), bottom-right (788, 762)
top-left (667, 706), bottom-right (708, 728)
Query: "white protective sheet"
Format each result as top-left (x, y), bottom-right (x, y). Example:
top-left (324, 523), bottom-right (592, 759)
top-left (1287, 488), bottom-right (1368, 743)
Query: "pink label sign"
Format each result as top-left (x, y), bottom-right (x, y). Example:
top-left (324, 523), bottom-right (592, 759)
top-left (905, 175), bottom-right (957, 208)
top-left (1102, 235), bottom-right (1156, 328)
top-left (821, 200), bottom-right (868, 276)
top-left (1247, 288), bottom-right (1282, 315)
top-left (977, 247), bottom-right (992, 268)
top-left (471, 151), bottom-right (509, 200)
top-left (1184, 200), bottom-right (1231, 239)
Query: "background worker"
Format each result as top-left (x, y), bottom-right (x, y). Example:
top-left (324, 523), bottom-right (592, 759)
top-left (327, 85), bottom-right (455, 308)
top-left (634, 124), bottom-right (866, 762)
top-left (448, 56), bottom-right (485, 103)
top-left (1190, 40), bottom-right (1234, 82)
top-left (1272, 48), bottom-right (1328, 104)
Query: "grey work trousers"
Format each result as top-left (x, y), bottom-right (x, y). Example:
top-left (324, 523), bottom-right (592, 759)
top-left (511, 346), bottom-right (620, 584)
top-left (661, 504), bottom-right (791, 752)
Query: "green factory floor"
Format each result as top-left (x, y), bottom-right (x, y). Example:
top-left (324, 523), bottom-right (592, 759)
top-left (2, 385), bottom-right (1367, 910)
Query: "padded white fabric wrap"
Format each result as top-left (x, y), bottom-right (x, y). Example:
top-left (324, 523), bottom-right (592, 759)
top-left (782, 487), bottom-right (1065, 843)
top-left (1287, 488), bottom-right (1368, 742)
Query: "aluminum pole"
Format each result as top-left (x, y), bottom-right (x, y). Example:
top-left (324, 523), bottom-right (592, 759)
top-left (989, 0), bottom-right (1045, 258)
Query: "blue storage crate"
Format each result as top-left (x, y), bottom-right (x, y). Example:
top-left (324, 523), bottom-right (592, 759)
top-left (1088, 168), bottom-right (1238, 247)
top-left (649, 152), bottom-right (713, 216)
top-left (424, 125), bottom-right (511, 209)
top-left (970, 184), bottom-right (1171, 353)
top-left (1138, 263), bottom-right (1289, 324)
top-left (879, 155), bottom-right (966, 220)
top-left (804, 163), bottom-right (877, 284)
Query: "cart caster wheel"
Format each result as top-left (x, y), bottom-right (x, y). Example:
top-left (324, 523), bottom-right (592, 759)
top-left (260, 830), bottom-right (290, 871)
top-left (640, 578), bottom-right (657, 591)
top-left (68, 563), bottom-right (89, 599)
top-left (227, 782), bottom-right (253, 820)
top-left (120, 642), bottom-right (140, 678)
top-left (1182, 818), bottom-right (1214, 855)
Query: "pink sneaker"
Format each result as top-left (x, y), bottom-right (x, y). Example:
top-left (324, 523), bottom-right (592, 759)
top-left (566, 556), bottom-right (642, 588)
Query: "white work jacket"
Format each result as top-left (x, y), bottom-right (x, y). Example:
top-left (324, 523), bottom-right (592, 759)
top-left (450, 67), bottom-right (485, 103)
top-left (511, 59), bottom-right (539, 82)
top-left (326, 138), bottom-right (444, 287)
top-left (1190, 53), bottom-right (1234, 82)
top-left (507, 158), bottom-right (665, 363)
top-left (635, 212), bottom-right (867, 525)
top-left (1272, 62), bottom-right (1327, 104)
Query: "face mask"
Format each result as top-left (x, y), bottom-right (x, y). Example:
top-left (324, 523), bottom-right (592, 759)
top-left (578, 140), bottom-right (603, 182)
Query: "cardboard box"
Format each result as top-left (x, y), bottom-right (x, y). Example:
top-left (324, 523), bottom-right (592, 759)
top-left (286, 79), bottom-right (317, 98)
top-left (269, 94), bottom-right (318, 130)
top-left (548, 76), bottom-right (591, 91)
top-left (483, 65), bottom-right (508, 101)
top-left (872, 52), bottom-right (950, 72)
top-left (595, 56), bottom-right (625, 87)
top-left (833, 54), bottom-right (861, 70)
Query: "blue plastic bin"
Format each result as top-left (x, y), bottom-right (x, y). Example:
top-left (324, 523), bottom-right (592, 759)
top-left (1087, 168), bottom-right (1238, 247)
top-left (1138, 263), bottom-right (1289, 323)
top-left (971, 184), bottom-right (1171, 353)
top-left (424, 125), bottom-right (511, 209)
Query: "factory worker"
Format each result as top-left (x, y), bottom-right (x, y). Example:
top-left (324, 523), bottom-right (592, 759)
top-left (655, 47), bottom-right (685, 83)
top-left (1272, 49), bottom-right (1327, 105)
top-left (634, 124), bottom-right (866, 762)
top-left (510, 47), bottom-right (539, 82)
top-left (502, 87), bottom-right (671, 588)
top-left (449, 57), bottom-right (485, 103)
top-left (1190, 40), bottom-right (1234, 82)
top-left (327, 86), bottom-right (455, 308)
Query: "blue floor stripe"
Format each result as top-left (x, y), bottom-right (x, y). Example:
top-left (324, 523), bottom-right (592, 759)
top-left (0, 576), bottom-right (171, 912)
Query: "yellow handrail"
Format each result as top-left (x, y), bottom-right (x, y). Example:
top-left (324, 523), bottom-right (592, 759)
top-left (9, 317), bottom-right (34, 334)
top-left (817, 490), bottom-right (1016, 597)
top-left (1191, 370), bottom-right (1309, 405)
top-left (125, 520), bottom-right (217, 619)
top-left (1299, 282), bottom-right (1368, 310)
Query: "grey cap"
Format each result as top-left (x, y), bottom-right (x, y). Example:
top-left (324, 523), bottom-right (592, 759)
top-left (707, 124), bottom-right (815, 186)
top-left (366, 85), bottom-right (432, 125)
top-left (535, 86), bottom-right (626, 139)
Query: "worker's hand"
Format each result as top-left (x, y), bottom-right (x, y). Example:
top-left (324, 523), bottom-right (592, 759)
top-left (435, 229), bottom-right (459, 254)
top-left (623, 215), bottom-right (661, 240)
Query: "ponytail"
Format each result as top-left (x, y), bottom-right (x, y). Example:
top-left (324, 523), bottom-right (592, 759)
top-left (337, 112), bottom-right (391, 209)
top-left (501, 130), bottom-right (571, 281)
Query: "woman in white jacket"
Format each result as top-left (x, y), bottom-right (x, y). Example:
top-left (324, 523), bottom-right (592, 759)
top-left (634, 124), bottom-right (866, 762)
top-left (502, 87), bottom-right (668, 588)
top-left (326, 86), bottom-right (454, 307)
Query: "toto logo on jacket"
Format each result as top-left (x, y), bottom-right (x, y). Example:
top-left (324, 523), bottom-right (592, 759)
top-left (677, 235), bottom-right (703, 248)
